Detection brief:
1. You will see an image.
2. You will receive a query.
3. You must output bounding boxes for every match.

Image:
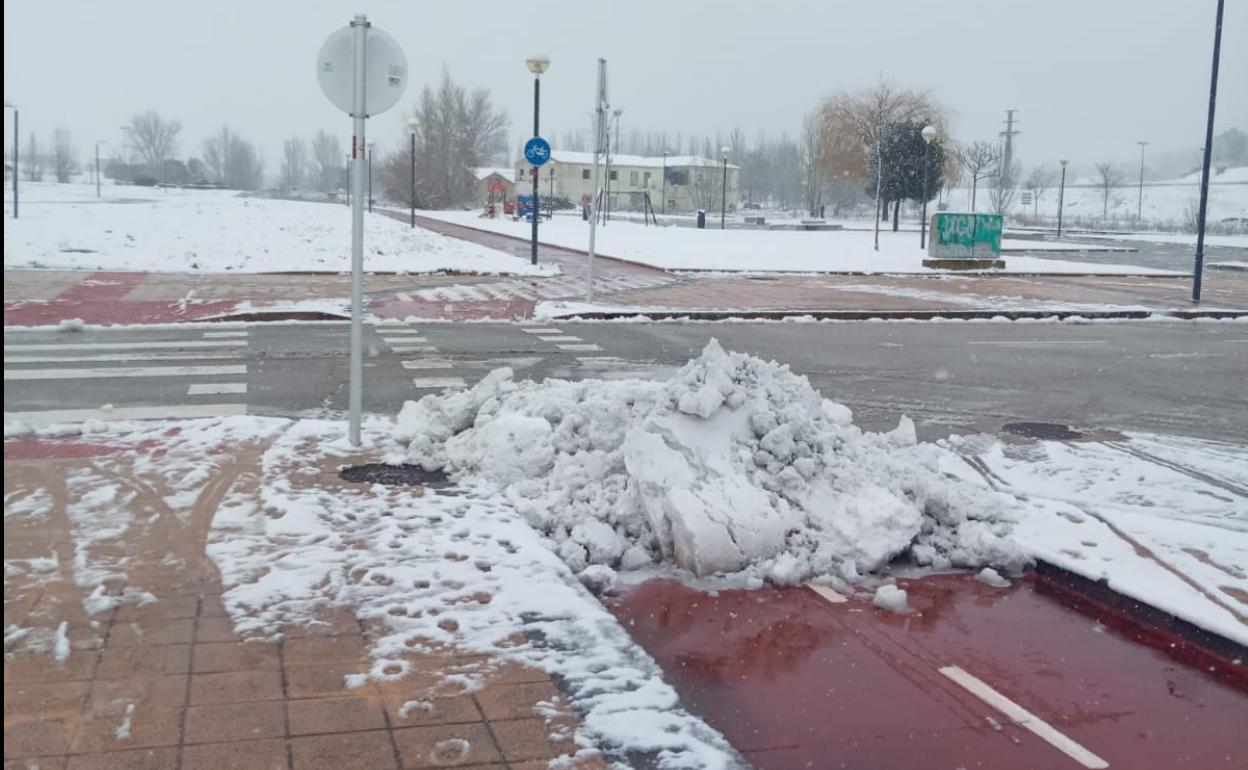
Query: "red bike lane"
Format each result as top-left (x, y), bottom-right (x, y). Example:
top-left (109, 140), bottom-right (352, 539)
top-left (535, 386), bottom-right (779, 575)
top-left (608, 573), bottom-right (1248, 769)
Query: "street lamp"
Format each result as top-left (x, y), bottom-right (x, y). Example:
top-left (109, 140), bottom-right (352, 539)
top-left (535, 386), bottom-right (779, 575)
top-left (1057, 159), bottom-right (1069, 238)
top-left (407, 118), bottom-right (419, 227)
top-left (4, 101), bottom-right (16, 219)
top-left (919, 125), bottom-right (937, 249)
top-left (720, 146), bottom-right (731, 230)
top-left (526, 54), bottom-right (550, 265)
top-left (367, 141), bottom-right (375, 213)
top-left (1136, 140), bottom-right (1149, 222)
top-left (95, 140), bottom-right (106, 198)
top-left (1193, 0), bottom-right (1224, 303)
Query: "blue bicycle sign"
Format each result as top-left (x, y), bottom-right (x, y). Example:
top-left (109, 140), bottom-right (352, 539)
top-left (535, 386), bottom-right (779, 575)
top-left (524, 136), bottom-right (551, 167)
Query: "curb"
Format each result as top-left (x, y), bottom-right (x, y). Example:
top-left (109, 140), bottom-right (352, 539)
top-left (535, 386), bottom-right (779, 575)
top-left (1032, 560), bottom-right (1248, 681)
top-left (542, 308), bottom-right (1248, 321)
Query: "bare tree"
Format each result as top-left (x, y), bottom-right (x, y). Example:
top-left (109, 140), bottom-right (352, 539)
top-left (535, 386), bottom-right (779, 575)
top-left (52, 128), bottom-right (78, 183)
top-left (311, 130), bottom-right (343, 192)
top-left (1024, 165), bottom-right (1057, 218)
top-left (988, 158), bottom-right (1020, 216)
top-left (127, 111), bottom-right (182, 167)
top-left (816, 80), bottom-right (949, 180)
top-left (24, 133), bottom-right (43, 181)
top-left (800, 111), bottom-right (823, 215)
top-left (202, 126), bottom-right (232, 183)
top-left (1094, 162), bottom-right (1124, 219)
top-left (954, 141), bottom-right (1000, 212)
top-left (202, 125), bottom-right (263, 190)
top-left (281, 136), bottom-right (309, 192)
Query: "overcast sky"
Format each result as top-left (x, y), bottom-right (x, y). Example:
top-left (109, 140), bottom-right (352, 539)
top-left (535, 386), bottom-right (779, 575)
top-left (4, 0), bottom-right (1244, 174)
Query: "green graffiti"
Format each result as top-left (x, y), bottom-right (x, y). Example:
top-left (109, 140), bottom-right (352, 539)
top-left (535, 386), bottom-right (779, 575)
top-left (931, 213), bottom-right (1003, 258)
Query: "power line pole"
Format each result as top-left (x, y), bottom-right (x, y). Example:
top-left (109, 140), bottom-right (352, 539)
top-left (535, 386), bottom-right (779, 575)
top-left (999, 109), bottom-right (1020, 181)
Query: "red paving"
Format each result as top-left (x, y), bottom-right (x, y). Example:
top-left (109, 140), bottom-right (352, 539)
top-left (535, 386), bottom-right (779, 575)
top-left (4, 271), bottom-right (235, 326)
top-left (608, 574), bottom-right (1248, 770)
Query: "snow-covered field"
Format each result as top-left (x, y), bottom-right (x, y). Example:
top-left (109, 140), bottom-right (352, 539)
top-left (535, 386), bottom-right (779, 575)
top-left (419, 209), bottom-right (1174, 275)
top-left (3, 182), bottom-right (554, 275)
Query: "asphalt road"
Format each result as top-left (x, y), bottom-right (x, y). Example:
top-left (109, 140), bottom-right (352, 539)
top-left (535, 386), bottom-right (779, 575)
top-left (5, 319), bottom-right (1246, 443)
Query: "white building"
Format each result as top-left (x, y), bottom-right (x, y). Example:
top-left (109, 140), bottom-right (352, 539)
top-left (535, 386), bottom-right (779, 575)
top-left (515, 150), bottom-right (740, 214)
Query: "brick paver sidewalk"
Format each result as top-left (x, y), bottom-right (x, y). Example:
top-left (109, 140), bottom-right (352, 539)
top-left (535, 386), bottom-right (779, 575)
top-left (4, 434), bottom-right (604, 770)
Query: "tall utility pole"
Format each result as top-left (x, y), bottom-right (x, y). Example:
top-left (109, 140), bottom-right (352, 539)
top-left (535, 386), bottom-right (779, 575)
top-left (1136, 140), bottom-right (1149, 221)
top-left (1193, 0), bottom-right (1224, 303)
top-left (586, 58), bottom-right (607, 302)
top-left (999, 109), bottom-right (1020, 183)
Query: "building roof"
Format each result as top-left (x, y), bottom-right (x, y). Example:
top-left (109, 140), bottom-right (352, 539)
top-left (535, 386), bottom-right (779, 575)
top-left (544, 151), bottom-right (738, 170)
top-left (474, 167), bottom-right (515, 182)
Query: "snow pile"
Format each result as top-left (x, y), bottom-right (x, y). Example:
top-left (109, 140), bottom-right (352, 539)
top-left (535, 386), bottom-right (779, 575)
top-left (872, 584), bottom-right (910, 614)
top-left (397, 340), bottom-right (1026, 584)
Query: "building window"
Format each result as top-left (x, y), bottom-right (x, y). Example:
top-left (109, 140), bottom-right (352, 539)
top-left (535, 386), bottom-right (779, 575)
top-left (609, 170), bottom-right (618, 181)
top-left (630, 171), bottom-right (639, 186)
top-left (582, 169), bottom-right (590, 180)
top-left (644, 172), bottom-right (651, 185)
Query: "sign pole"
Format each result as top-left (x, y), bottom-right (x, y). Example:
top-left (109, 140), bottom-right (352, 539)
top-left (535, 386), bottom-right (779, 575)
top-left (587, 59), bottom-right (606, 303)
top-left (348, 14), bottom-right (368, 446)
top-left (1192, 0), bottom-right (1224, 304)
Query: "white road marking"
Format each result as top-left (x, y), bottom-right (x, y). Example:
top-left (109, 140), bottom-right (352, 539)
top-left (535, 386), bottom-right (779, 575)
top-left (383, 336), bottom-right (428, 344)
top-left (6, 364), bottom-right (248, 381)
top-left (938, 665), bottom-right (1109, 769)
top-left (376, 325), bottom-right (422, 333)
top-left (390, 346), bottom-right (438, 354)
top-left (966, 340), bottom-right (1108, 346)
top-left (558, 344), bottom-right (603, 352)
top-left (6, 340), bottom-right (247, 352)
top-left (401, 360), bottom-right (453, 370)
top-left (3, 403), bottom-right (248, 425)
top-left (202, 331), bottom-right (249, 338)
top-left (806, 583), bottom-right (848, 604)
top-left (522, 328), bottom-right (564, 335)
top-left (412, 377), bottom-right (466, 389)
top-left (539, 336), bottom-right (583, 342)
top-left (1227, 339), bottom-right (1248, 343)
top-left (187, 383), bottom-right (247, 395)
top-left (395, 293), bottom-right (414, 302)
top-left (4, 352), bottom-right (239, 364)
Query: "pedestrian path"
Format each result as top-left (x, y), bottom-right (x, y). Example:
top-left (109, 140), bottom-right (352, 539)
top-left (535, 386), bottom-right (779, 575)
top-left (3, 327), bottom-right (253, 426)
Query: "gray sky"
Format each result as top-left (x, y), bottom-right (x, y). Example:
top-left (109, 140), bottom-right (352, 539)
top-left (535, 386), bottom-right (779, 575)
top-left (4, 0), bottom-right (1245, 174)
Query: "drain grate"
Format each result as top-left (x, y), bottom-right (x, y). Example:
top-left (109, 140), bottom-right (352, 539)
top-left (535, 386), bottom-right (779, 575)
top-left (339, 463), bottom-right (450, 487)
top-left (1002, 422), bottom-right (1085, 441)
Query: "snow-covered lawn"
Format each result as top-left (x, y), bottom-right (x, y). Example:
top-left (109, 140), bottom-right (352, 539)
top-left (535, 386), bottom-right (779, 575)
top-left (3, 182), bottom-right (555, 276)
top-left (419, 209), bottom-right (1175, 275)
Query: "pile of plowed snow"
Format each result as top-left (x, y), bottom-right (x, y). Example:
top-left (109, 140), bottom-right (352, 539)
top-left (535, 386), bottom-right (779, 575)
top-left (396, 340), bottom-right (1026, 585)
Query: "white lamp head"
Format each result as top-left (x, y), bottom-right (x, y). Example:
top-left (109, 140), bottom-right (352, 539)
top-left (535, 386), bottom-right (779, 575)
top-left (921, 125), bottom-right (938, 143)
top-left (526, 55), bottom-right (550, 75)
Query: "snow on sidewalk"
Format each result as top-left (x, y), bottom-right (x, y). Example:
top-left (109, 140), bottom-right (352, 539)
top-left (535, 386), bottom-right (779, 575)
top-left (948, 433), bottom-right (1248, 647)
top-left (4, 182), bottom-right (557, 276)
top-left (418, 209), bottom-right (1177, 275)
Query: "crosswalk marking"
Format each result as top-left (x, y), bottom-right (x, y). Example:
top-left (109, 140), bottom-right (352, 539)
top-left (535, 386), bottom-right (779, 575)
top-left (6, 340), bottom-right (247, 352)
top-left (395, 293), bottom-right (415, 302)
top-left (3, 404), bottom-right (248, 426)
top-left (412, 377), bottom-right (466, 390)
top-left (521, 328), bottom-right (564, 335)
top-left (401, 360), bottom-right (454, 370)
top-left (558, 344), bottom-right (602, 352)
top-left (4, 352), bottom-right (239, 364)
top-left (376, 325), bottom-right (422, 333)
top-left (390, 346), bottom-right (438, 354)
top-left (187, 383), bottom-right (247, 395)
top-left (6, 364), bottom-right (248, 381)
top-left (382, 336), bottom-right (428, 344)
top-left (538, 336), bottom-right (582, 342)
top-left (202, 331), bottom-right (249, 338)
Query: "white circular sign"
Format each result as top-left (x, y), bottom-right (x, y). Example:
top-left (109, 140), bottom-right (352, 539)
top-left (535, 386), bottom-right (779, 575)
top-left (317, 21), bottom-right (408, 117)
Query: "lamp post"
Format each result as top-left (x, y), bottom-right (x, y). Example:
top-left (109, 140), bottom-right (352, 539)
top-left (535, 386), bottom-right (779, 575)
top-left (605, 107), bottom-right (621, 224)
top-left (95, 140), bottom-right (106, 198)
top-left (919, 125), bottom-right (937, 249)
top-left (366, 141), bottom-right (374, 213)
top-left (661, 149), bottom-right (669, 216)
top-left (525, 54), bottom-right (549, 265)
top-left (4, 102), bottom-right (16, 218)
top-left (1136, 140), bottom-right (1149, 222)
top-left (871, 141), bottom-right (882, 251)
top-left (720, 146), bottom-right (730, 230)
top-left (1193, 0), bottom-right (1224, 303)
top-left (407, 118), bottom-right (419, 227)
top-left (1057, 159), bottom-right (1068, 238)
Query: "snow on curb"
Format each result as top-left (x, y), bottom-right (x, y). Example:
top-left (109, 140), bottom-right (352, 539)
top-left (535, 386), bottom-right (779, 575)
top-left (397, 340), bottom-right (1027, 584)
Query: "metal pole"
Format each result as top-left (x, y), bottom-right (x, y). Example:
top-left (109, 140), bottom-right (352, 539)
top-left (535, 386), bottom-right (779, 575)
top-left (720, 156), bottom-right (727, 229)
top-left (12, 108), bottom-right (17, 219)
top-left (920, 140), bottom-right (931, 249)
top-left (1057, 164), bottom-right (1066, 237)
top-left (1193, 0), bottom-right (1224, 303)
top-left (587, 59), bottom-right (606, 302)
top-left (661, 152), bottom-right (667, 216)
top-left (531, 75), bottom-right (540, 265)
top-left (367, 147), bottom-right (373, 213)
top-left (348, 14), bottom-right (368, 446)
top-left (95, 143), bottom-right (101, 198)
top-left (410, 131), bottom-right (416, 227)
top-left (873, 143), bottom-right (882, 252)
top-left (1136, 141), bottom-right (1148, 221)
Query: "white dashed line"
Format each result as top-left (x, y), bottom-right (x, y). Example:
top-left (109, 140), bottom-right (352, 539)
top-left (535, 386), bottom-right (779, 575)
top-left (390, 346), bottom-right (438, 354)
top-left (539, 336), bottom-right (583, 342)
top-left (401, 360), bottom-right (454, 370)
top-left (938, 666), bottom-right (1108, 769)
top-left (187, 383), bottom-right (247, 395)
top-left (412, 377), bottom-right (466, 389)
top-left (966, 340), bottom-right (1108, 346)
top-left (202, 331), bottom-right (249, 338)
top-left (382, 336), bottom-right (428, 344)
top-left (557, 344), bottom-right (602, 352)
